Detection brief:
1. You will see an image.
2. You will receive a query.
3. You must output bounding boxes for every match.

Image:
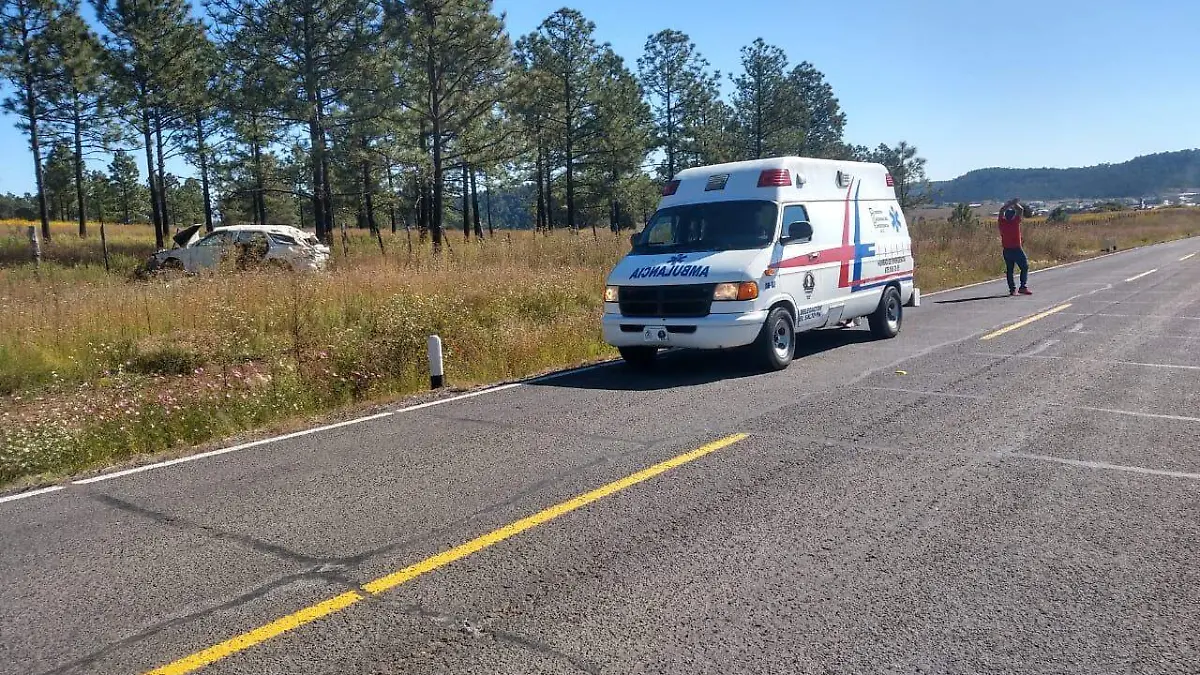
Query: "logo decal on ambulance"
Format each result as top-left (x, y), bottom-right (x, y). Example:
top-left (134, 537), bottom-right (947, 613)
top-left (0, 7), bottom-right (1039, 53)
top-left (629, 253), bottom-right (710, 279)
top-left (889, 207), bottom-right (902, 232)
top-left (803, 271), bottom-right (816, 298)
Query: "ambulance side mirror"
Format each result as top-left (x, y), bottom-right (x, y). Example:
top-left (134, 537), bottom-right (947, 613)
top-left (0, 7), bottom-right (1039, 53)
top-left (629, 231), bottom-right (643, 249)
top-left (782, 221), bottom-right (813, 244)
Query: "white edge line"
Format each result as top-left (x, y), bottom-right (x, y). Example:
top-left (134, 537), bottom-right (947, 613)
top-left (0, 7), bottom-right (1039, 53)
top-left (1124, 269), bottom-right (1158, 282)
top-left (924, 246), bottom-right (1134, 297)
top-left (55, 361), bottom-right (617, 489)
top-left (72, 411), bottom-right (397, 485)
top-left (1180, 253), bottom-right (1196, 261)
top-left (0, 485), bottom-right (65, 505)
top-left (1007, 452), bottom-right (1200, 481)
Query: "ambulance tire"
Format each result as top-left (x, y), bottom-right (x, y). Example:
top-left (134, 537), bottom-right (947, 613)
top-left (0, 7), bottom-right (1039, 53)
top-left (869, 286), bottom-right (903, 339)
top-left (619, 346), bottom-right (658, 370)
top-left (753, 306), bottom-right (795, 371)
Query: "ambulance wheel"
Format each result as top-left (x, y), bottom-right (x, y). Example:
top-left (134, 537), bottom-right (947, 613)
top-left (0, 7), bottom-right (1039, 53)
top-left (754, 306), bottom-right (795, 371)
top-left (619, 346), bottom-right (658, 369)
top-left (869, 286), bottom-right (903, 339)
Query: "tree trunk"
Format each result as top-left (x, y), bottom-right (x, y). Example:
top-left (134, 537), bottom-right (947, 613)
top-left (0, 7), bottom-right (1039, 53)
top-left (360, 136), bottom-right (383, 255)
top-left (461, 162), bottom-right (470, 240)
top-left (21, 41), bottom-right (50, 240)
top-left (26, 96), bottom-right (50, 241)
top-left (72, 96), bottom-right (87, 238)
top-left (470, 168), bottom-right (483, 239)
top-left (564, 82), bottom-right (576, 231)
top-left (545, 155), bottom-right (555, 230)
top-left (250, 133), bottom-right (266, 226)
top-left (417, 125), bottom-right (429, 241)
top-left (485, 175), bottom-right (494, 237)
top-left (197, 116), bottom-right (214, 232)
top-left (141, 110), bottom-right (164, 249)
top-left (426, 29), bottom-right (444, 252)
top-left (386, 163), bottom-right (397, 234)
top-left (320, 147), bottom-right (333, 236)
top-left (154, 112), bottom-right (170, 235)
top-left (534, 141), bottom-right (546, 232)
top-left (665, 85), bottom-right (675, 179)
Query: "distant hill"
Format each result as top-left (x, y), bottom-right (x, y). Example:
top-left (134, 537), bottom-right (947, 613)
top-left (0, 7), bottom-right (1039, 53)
top-left (932, 150), bottom-right (1200, 203)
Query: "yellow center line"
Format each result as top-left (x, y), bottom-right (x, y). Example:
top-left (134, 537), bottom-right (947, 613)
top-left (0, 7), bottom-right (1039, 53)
top-left (144, 433), bottom-right (750, 675)
top-left (980, 303), bottom-right (1072, 341)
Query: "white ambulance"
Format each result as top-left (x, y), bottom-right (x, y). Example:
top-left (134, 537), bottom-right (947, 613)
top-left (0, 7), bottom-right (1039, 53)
top-left (602, 157), bottom-right (919, 370)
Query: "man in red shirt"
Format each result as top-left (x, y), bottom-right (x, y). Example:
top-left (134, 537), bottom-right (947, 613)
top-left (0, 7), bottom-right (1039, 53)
top-left (998, 198), bottom-right (1032, 295)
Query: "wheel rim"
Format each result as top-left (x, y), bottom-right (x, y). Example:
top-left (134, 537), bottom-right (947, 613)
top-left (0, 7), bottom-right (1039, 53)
top-left (886, 293), bottom-right (901, 332)
top-left (772, 317), bottom-right (793, 360)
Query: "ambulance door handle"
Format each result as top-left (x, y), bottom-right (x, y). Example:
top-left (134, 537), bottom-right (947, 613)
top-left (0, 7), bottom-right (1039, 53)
top-left (807, 252), bottom-right (820, 260)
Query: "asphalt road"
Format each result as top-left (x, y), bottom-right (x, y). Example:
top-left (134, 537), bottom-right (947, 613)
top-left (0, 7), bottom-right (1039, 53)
top-left (3, 238), bottom-right (1199, 675)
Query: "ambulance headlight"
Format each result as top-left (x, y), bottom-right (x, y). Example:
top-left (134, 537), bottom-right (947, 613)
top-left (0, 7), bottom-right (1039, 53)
top-left (604, 286), bottom-right (620, 302)
top-left (713, 281), bottom-right (759, 301)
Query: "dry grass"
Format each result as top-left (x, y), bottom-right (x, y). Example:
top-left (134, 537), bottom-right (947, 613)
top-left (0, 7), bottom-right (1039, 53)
top-left (2, 210), bottom-right (1198, 487)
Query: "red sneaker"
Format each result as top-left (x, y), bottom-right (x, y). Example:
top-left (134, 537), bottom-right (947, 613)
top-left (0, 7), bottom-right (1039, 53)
top-left (1018, 287), bottom-right (1033, 295)
top-left (1009, 289), bottom-right (1017, 296)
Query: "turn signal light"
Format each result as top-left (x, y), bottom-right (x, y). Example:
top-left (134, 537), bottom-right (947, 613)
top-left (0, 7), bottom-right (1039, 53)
top-left (713, 281), bottom-right (759, 301)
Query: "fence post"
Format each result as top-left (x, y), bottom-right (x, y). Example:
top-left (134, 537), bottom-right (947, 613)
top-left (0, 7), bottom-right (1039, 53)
top-left (427, 334), bottom-right (444, 389)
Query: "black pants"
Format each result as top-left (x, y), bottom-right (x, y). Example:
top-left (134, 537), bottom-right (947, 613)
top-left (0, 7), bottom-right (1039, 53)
top-left (1003, 247), bottom-right (1029, 291)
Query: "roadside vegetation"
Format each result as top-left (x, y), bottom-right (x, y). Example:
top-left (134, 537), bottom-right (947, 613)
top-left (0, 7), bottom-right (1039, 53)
top-left (3, 209), bottom-right (1199, 488)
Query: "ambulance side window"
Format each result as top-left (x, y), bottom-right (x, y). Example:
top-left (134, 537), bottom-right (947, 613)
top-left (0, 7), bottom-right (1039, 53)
top-left (781, 205), bottom-right (810, 242)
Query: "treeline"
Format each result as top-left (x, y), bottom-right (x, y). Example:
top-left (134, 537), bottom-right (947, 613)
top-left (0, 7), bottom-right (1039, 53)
top-left (0, 0), bottom-right (928, 248)
top-left (933, 150), bottom-right (1200, 203)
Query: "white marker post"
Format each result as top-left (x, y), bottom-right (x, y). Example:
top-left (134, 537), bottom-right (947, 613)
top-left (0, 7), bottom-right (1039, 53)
top-left (28, 225), bottom-right (41, 268)
top-left (427, 335), bottom-right (444, 389)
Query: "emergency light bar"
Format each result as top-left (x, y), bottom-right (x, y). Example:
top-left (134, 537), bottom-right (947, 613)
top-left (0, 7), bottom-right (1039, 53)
top-left (662, 179), bottom-right (680, 196)
top-left (757, 169), bottom-right (791, 187)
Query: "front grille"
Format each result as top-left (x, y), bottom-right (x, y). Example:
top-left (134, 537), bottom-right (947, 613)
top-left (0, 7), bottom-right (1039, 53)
top-left (618, 284), bottom-right (714, 318)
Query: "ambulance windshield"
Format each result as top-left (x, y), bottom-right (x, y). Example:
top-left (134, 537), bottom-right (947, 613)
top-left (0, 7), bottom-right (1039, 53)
top-left (634, 200), bottom-right (778, 254)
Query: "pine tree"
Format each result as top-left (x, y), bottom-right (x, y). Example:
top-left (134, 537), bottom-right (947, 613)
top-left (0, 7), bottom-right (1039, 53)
top-left (637, 30), bottom-right (717, 179)
top-left (786, 61), bottom-right (845, 158)
top-left (517, 8), bottom-right (603, 232)
top-left (399, 0), bottom-right (510, 249)
top-left (591, 48), bottom-right (650, 234)
top-left (730, 38), bottom-right (802, 160)
top-left (1, 0), bottom-right (70, 239)
top-left (207, 0), bottom-right (379, 243)
top-left (93, 0), bottom-right (207, 248)
top-left (44, 5), bottom-right (107, 237)
top-left (870, 141), bottom-right (931, 210)
top-left (107, 149), bottom-right (138, 223)
top-left (42, 139), bottom-right (74, 219)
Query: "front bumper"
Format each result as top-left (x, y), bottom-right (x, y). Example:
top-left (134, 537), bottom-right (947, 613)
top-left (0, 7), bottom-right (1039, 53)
top-left (602, 310), bottom-right (767, 350)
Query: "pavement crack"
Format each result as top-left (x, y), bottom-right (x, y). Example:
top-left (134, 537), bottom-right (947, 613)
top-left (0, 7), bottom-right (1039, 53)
top-left (383, 601), bottom-right (602, 675)
top-left (85, 492), bottom-right (328, 567)
top-left (35, 568), bottom-right (345, 675)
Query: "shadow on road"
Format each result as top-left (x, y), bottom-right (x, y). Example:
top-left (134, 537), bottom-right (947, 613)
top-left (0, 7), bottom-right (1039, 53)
top-left (935, 294), bottom-right (1011, 304)
top-left (536, 328), bottom-right (878, 392)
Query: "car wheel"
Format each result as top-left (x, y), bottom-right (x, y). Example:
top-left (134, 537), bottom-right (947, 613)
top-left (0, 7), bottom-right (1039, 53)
top-left (160, 258), bottom-right (184, 272)
top-left (618, 346), bottom-right (658, 370)
top-left (868, 286), bottom-right (903, 339)
top-left (753, 306), bottom-right (795, 371)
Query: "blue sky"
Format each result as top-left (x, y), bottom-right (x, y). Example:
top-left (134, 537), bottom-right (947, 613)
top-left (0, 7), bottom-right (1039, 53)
top-left (2, 0), bottom-right (1198, 194)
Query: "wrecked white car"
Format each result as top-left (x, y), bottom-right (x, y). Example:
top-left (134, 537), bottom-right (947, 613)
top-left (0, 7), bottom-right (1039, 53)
top-left (145, 224), bottom-right (330, 273)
